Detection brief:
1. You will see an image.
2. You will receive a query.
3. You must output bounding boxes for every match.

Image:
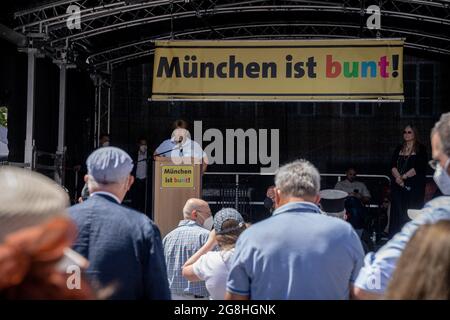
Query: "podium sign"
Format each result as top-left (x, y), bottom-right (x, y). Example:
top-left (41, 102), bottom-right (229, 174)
top-left (153, 158), bottom-right (202, 237)
top-left (161, 165), bottom-right (194, 188)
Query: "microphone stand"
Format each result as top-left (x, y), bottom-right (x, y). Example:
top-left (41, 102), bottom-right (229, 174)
top-left (140, 142), bottom-right (183, 219)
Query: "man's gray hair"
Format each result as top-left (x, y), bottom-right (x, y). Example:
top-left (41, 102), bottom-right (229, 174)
top-left (87, 174), bottom-right (127, 189)
top-left (275, 159), bottom-right (320, 198)
top-left (431, 112), bottom-right (450, 157)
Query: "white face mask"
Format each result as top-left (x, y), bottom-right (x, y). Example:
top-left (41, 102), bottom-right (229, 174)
top-left (433, 159), bottom-right (450, 195)
top-left (140, 145), bottom-right (147, 153)
top-left (202, 216), bottom-right (213, 230)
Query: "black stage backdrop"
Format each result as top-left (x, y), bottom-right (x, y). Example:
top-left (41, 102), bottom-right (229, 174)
top-left (1, 40), bottom-right (450, 209)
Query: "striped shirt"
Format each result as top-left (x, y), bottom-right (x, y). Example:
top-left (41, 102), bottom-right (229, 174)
top-left (354, 196), bottom-right (450, 294)
top-left (163, 219), bottom-right (210, 297)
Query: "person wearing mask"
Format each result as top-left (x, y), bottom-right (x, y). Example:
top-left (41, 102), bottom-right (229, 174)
top-left (99, 133), bottom-right (110, 148)
top-left (154, 120), bottom-right (208, 173)
top-left (182, 208), bottom-right (247, 300)
top-left (132, 137), bottom-right (149, 214)
top-left (68, 147), bottom-right (170, 300)
top-left (263, 185), bottom-right (276, 216)
top-left (163, 198), bottom-right (213, 300)
top-left (353, 112), bottom-right (450, 299)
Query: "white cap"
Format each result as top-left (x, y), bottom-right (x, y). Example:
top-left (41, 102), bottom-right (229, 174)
top-left (407, 209), bottom-right (423, 220)
top-left (0, 167), bottom-right (69, 242)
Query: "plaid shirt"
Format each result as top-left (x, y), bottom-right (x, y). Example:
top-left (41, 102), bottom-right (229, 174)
top-left (163, 220), bottom-right (210, 297)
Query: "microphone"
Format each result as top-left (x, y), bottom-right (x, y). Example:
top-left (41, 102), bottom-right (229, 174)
top-left (178, 136), bottom-right (184, 156)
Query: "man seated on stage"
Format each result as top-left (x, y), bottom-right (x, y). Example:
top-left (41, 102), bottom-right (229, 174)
top-left (154, 119), bottom-right (208, 173)
top-left (335, 167), bottom-right (372, 236)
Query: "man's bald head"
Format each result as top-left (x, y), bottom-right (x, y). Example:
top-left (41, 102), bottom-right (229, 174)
top-left (183, 198), bottom-right (210, 220)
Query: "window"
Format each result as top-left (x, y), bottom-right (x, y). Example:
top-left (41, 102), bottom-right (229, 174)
top-left (296, 102), bottom-right (316, 116)
top-left (339, 102), bottom-right (374, 117)
top-left (401, 62), bottom-right (436, 117)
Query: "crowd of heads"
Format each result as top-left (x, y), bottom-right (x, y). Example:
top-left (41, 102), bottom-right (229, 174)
top-left (1, 113), bottom-right (450, 300)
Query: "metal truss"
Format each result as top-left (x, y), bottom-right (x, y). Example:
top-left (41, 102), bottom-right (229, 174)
top-left (91, 70), bottom-right (111, 148)
top-left (86, 22), bottom-right (450, 69)
top-left (11, 0), bottom-right (450, 68)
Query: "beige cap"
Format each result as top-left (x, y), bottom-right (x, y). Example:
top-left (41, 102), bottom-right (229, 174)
top-left (0, 166), bottom-right (69, 242)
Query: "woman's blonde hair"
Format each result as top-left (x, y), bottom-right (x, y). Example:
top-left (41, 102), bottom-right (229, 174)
top-left (385, 220), bottom-right (450, 300)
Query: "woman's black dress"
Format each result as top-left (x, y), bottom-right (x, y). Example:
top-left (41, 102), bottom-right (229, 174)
top-left (389, 144), bottom-right (428, 236)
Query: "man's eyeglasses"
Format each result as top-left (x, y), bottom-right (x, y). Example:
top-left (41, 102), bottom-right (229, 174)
top-left (429, 159), bottom-right (439, 170)
top-left (403, 131), bottom-right (413, 134)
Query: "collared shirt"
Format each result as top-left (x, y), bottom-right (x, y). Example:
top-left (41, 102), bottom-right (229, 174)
top-left (69, 193), bottom-right (171, 300)
top-left (91, 191), bottom-right (121, 204)
top-left (163, 219), bottom-right (210, 297)
top-left (335, 180), bottom-right (371, 198)
top-left (226, 201), bottom-right (364, 300)
top-left (136, 150), bottom-right (148, 180)
top-left (155, 138), bottom-right (206, 160)
top-left (354, 196), bottom-right (450, 294)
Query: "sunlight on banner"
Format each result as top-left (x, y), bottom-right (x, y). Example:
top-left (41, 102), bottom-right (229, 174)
top-left (151, 39), bottom-right (404, 102)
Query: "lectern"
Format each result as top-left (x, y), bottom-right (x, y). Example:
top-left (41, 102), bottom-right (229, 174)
top-left (153, 157), bottom-right (202, 237)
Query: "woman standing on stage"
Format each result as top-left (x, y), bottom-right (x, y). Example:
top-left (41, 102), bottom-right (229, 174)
top-left (389, 124), bottom-right (428, 237)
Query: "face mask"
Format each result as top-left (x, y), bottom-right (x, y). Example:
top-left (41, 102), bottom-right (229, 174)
top-left (102, 141), bottom-right (110, 147)
top-left (264, 197), bottom-right (274, 210)
top-left (433, 159), bottom-right (450, 195)
top-left (202, 216), bottom-right (214, 230)
top-left (140, 145), bottom-right (147, 153)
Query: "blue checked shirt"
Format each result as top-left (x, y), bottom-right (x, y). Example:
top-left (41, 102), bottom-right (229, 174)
top-left (163, 220), bottom-right (210, 297)
top-left (354, 196), bottom-right (450, 294)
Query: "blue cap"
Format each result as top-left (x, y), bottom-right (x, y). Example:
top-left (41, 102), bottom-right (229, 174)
top-left (86, 147), bottom-right (134, 184)
top-left (214, 208), bottom-right (244, 234)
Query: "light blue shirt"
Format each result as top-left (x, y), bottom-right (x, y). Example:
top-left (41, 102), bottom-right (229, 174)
top-left (226, 201), bottom-right (364, 300)
top-left (155, 138), bottom-right (206, 159)
top-left (354, 196), bottom-right (450, 294)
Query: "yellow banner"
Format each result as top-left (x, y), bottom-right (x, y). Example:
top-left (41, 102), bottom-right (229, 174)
top-left (151, 39), bottom-right (404, 101)
top-left (161, 165), bottom-right (194, 188)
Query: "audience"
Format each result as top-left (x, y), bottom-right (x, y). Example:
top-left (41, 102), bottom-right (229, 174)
top-left (182, 208), bottom-right (246, 300)
top-left (353, 112), bottom-right (450, 299)
top-left (385, 221), bottom-right (450, 300)
top-left (0, 167), bottom-right (93, 299)
top-left (225, 159), bottom-right (364, 300)
top-left (163, 198), bottom-right (212, 299)
top-left (69, 147), bottom-right (170, 300)
top-left (4, 113), bottom-right (450, 301)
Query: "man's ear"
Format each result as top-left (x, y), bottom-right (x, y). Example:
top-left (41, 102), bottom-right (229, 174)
top-left (84, 175), bottom-right (89, 183)
top-left (313, 194), bottom-right (321, 205)
top-left (128, 175), bottom-right (135, 188)
top-left (274, 188), bottom-right (281, 208)
top-left (191, 210), bottom-right (198, 220)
